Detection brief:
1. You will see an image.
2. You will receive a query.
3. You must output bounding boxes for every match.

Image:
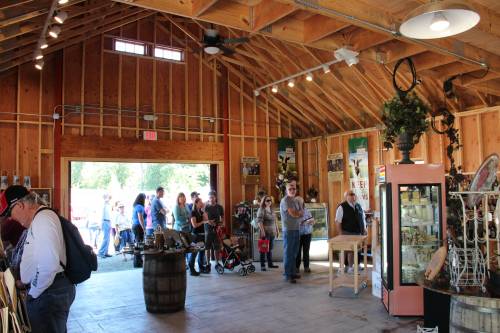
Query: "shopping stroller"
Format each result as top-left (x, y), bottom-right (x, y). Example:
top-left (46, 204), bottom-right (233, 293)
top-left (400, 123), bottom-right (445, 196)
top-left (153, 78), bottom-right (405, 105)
top-left (214, 226), bottom-right (255, 276)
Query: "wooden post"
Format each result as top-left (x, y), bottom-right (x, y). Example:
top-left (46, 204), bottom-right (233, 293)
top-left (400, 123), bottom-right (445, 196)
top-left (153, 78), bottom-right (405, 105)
top-left (80, 42), bottom-right (85, 136)
top-left (220, 64), bottom-right (231, 232)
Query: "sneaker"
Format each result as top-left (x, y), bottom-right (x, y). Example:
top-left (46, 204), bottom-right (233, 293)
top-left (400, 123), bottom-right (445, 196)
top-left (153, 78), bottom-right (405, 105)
top-left (304, 268), bottom-right (311, 273)
top-left (347, 267), bottom-right (354, 274)
top-left (268, 264), bottom-right (279, 268)
top-left (261, 266), bottom-right (267, 271)
top-left (292, 274), bottom-right (301, 279)
top-left (104, 254), bottom-right (112, 258)
top-left (190, 270), bottom-right (200, 276)
top-left (288, 278), bottom-right (297, 284)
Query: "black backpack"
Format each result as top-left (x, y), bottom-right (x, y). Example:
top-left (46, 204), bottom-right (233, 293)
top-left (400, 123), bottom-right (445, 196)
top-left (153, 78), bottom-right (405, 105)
top-left (38, 208), bottom-right (98, 284)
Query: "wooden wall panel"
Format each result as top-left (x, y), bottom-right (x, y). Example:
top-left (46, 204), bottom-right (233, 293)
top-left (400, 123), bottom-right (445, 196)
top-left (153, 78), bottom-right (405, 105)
top-left (481, 111), bottom-right (500, 158)
top-left (461, 115), bottom-right (480, 172)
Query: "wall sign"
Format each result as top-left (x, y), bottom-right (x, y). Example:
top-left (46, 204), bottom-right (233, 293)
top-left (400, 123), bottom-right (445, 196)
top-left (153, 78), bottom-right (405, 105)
top-left (327, 153), bottom-right (344, 182)
top-left (348, 137), bottom-right (369, 210)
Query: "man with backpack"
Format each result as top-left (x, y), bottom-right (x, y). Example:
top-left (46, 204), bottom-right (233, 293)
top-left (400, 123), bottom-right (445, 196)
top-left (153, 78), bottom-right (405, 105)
top-left (0, 185), bottom-right (76, 333)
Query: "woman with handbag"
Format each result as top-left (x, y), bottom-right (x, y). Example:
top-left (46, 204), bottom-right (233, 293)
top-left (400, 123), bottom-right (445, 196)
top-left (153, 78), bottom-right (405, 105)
top-left (256, 195), bottom-right (279, 271)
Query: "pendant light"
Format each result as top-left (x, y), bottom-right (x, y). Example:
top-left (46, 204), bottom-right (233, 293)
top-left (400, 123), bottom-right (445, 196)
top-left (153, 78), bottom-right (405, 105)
top-left (399, 1), bottom-right (480, 39)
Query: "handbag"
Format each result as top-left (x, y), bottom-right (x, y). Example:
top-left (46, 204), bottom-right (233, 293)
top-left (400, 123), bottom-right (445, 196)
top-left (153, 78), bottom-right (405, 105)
top-left (258, 238), bottom-right (270, 253)
top-left (113, 232), bottom-right (120, 247)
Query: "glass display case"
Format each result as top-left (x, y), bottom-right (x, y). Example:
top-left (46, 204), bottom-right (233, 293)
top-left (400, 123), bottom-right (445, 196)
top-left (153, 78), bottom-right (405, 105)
top-left (251, 202), bottom-right (329, 261)
top-left (399, 184), bottom-right (442, 284)
top-left (380, 164), bottom-right (446, 316)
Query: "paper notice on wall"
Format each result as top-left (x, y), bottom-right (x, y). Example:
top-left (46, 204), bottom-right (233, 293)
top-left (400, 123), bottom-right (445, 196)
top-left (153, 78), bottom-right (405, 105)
top-left (327, 153), bottom-right (344, 182)
top-left (241, 157), bottom-right (260, 185)
top-left (348, 137), bottom-right (369, 210)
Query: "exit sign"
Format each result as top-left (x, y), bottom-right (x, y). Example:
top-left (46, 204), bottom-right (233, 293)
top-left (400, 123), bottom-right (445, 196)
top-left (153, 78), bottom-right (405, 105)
top-left (143, 131), bottom-right (157, 141)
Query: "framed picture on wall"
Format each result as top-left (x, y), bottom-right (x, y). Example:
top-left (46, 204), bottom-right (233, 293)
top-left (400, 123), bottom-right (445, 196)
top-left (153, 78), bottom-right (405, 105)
top-left (31, 188), bottom-right (52, 207)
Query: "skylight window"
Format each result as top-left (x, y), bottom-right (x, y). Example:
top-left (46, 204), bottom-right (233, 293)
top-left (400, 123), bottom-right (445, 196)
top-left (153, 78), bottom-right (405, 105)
top-left (154, 46), bottom-right (183, 61)
top-left (115, 40), bottom-right (145, 55)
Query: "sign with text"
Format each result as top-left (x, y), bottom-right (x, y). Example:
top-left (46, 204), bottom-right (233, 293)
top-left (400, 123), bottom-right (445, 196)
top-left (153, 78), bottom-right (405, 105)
top-left (143, 131), bottom-right (157, 141)
top-left (241, 156), bottom-right (260, 185)
top-left (348, 137), bottom-right (369, 210)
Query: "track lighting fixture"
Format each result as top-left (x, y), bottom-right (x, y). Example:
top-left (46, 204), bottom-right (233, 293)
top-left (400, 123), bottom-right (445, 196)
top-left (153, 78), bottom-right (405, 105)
top-left (35, 60), bottom-right (44, 70)
top-left (322, 64), bottom-right (330, 74)
top-left (271, 85), bottom-right (278, 93)
top-left (288, 79), bottom-right (295, 88)
top-left (254, 90), bottom-right (260, 97)
top-left (38, 38), bottom-right (48, 49)
top-left (54, 11), bottom-right (68, 24)
top-left (58, 0), bottom-right (69, 3)
top-left (34, 49), bottom-right (43, 60)
top-left (306, 73), bottom-right (313, 82)
top-left (48, 26), bottom-right (61, 38)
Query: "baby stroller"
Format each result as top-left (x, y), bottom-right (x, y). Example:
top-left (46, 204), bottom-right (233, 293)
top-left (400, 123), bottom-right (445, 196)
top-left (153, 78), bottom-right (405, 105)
top-left (214, 226), bottom-right (255, 276)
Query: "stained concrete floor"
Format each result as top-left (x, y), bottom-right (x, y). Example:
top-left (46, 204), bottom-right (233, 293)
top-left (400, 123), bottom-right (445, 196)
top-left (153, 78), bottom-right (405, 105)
top-left (68, 262), bottom-right (421, 333)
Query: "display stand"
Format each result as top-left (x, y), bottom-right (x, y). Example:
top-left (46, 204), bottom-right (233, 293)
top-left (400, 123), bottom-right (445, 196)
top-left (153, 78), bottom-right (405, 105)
top-left (328, 235), bottom-right (368, 296)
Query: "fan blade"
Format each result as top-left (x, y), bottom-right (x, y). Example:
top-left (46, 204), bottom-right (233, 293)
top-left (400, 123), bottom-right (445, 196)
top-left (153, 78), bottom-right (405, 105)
top-left (223, 37), bottom-right (249, 44)
top-left (219, 45), bottom-right (235, 56)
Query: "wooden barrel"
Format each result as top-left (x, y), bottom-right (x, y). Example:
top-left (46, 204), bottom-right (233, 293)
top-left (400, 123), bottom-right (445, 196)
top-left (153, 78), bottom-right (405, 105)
top-left (143, 252), bottom-right (186, 313)
top-left (450, 295), bottom-right (500, 333)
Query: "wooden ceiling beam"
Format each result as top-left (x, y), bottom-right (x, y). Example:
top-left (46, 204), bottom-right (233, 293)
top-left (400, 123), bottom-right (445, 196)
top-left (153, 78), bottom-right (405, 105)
top-left (0, 4), bottom-right (132, 67)
top-left (191, 0), bottom-right (219, 17)
top-left (0, 9), bottom-right (153, 72)
top-left (0, 0), bottom-right (34, 12)
top-left (251, 0), bottom-right (297, 32)
top-left (0, 16), bottom-right (44, 42)
top-left (460, 71), bottom-right (500, 87)
top-left (303, 14), bottom-right (348, 43)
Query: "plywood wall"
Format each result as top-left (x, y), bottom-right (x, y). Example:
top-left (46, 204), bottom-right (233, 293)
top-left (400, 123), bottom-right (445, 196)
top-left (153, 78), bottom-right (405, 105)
top-left (0, 17), bottom-right (294, 225)
top-left (297, 108), bottom-right (500, 237)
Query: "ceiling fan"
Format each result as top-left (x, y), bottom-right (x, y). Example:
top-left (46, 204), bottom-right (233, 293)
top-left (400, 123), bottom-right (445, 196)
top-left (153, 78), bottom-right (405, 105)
top-left (197, 28), bottom-right (249, 55)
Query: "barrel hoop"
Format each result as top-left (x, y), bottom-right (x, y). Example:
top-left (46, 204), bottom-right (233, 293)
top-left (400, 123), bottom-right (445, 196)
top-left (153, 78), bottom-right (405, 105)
top-left (449, 322), bottom-right (488, 333)
top-left (451, 298), bottom-right (500, 314)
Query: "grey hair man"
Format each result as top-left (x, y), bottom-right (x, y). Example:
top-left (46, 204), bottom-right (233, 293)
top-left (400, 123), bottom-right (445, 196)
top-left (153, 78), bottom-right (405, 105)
top-left (0, 185), bottom-right (75, 333)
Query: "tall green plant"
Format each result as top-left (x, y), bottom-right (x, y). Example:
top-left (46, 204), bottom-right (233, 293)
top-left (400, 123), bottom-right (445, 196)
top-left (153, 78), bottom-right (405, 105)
top-left (381, 92), bottom-right (430, 149)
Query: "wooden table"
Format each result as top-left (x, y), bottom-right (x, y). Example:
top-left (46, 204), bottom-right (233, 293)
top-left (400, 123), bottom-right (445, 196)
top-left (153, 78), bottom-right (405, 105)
top-left (328, 235), bottom-right (369, 296)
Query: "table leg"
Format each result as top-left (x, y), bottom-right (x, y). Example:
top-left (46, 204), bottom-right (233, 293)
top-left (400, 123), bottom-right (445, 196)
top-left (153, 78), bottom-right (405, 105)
top-left (364, 242), bottom-right (368, 278)
top-left (329, 245), bottom-right (333, 296)
top-left (340, 250), bottom-right (344, 274)
top-left (354, 244), bottom-right (359, 294)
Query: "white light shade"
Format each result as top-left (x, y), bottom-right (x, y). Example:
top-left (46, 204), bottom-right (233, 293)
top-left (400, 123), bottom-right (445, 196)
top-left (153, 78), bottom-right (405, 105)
top-left (48, 26), bottom-right (61, 38)
top-left (35, 60), bottom-right (44, 70)
top-left (34, 49), bottom-right (43, 60)
top-left (306, 73), bottom-right (313, 81)
top-left (38, 38), bottom-right (48, 49)
top-left (204, 46), bottom-right (220, 55)
top-left (54, 11), bottom-right (68, 24)
top-left (399, 2), bottom-right (480, 39)
top-left (322, 64), bottom-right (330, 74)
top-left (58, 0), bottom-right (69, 4)
top-left (271, 85), bottom-right (278, 93)
top-left (287, 79), bottom-right (295, 88)
top-left (254, 90), bottom-right (260, 96)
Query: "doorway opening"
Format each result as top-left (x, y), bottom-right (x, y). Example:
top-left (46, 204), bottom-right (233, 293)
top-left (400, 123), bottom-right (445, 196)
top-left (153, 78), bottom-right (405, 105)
top-left (69, 161), bottom-right (212, 273)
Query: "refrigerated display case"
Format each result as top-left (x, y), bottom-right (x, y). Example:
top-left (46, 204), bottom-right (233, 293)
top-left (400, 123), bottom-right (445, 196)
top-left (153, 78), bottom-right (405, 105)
top-left (251, 202), bottom-right (329, 261)
top-left (380, 164), bottom-right (446, 316)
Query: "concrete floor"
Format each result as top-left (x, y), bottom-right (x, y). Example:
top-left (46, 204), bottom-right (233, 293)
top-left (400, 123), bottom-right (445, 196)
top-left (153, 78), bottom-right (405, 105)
top-left (68, 262), bottom-right (421, 333)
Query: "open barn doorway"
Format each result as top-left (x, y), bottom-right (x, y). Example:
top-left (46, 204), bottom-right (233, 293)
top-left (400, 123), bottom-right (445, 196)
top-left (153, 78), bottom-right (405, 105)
top-left (69, 161), bottom-right (212, 273)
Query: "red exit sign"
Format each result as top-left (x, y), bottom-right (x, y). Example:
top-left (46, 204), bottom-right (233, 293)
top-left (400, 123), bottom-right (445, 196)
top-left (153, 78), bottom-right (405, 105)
top-left (143, 131), bottom-right (157, 141)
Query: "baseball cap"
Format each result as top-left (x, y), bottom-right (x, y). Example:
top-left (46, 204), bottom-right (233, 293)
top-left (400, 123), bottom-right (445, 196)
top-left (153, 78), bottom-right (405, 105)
top-left (208, 191), bottom-right (217, 197)
top-left (190, 191), bottom-right (200, 198)
top-left (0, 185), bottom-right (29, 217)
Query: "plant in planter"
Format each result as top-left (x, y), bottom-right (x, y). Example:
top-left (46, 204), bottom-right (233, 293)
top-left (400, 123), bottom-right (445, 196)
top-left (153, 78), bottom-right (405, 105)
top-left (381, 92), bottom-right (430, 164)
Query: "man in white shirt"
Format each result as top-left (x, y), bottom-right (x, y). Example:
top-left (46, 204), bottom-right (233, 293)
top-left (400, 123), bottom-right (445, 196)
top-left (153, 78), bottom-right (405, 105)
top-left (0, 186), bottom-right (75, 333)
top-left (335, 189), bottom-right (366, 274)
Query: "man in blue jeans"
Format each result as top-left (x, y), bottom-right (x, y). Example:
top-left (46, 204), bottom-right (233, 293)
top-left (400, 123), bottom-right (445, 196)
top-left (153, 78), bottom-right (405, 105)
top-left (98, 194), bottom-right (112, 258)
top-left (280, 181), bottom-right (303, 283)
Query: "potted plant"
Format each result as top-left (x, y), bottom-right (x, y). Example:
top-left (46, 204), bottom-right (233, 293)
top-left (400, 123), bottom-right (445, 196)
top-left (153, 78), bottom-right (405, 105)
top-left (381, 92), bottom-right (430, 164)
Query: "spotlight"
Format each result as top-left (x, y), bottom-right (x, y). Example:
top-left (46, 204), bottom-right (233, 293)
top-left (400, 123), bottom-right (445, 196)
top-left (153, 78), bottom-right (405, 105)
top-left (271, 85), bottom-right (278, 93)
top-left (54, 11), bottom-right (68, 24)
top-left (48, 26), bottom-right (61, 39)
top-left (33, 49), bottom-right (43, 60)
top-left (58, 0), bottom-right (69, 3)
top-left (34, 60), bottom-right (44, 70)
top-left (287, 79), bottom-right (295, 88)
top-left (322, 64), bottom-right (330, 74)
top-left (306, 73), bottom-right (313, 82)
top-left (38, 38), bottom-right (48, 49)
top-left (254, 90), bottom-right (260, 97)
top-left (429, 12), bottom-right (450, 31)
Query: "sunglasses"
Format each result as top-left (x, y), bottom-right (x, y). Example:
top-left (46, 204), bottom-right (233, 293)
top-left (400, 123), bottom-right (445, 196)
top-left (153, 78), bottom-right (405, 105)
top-left (348, 193), bottom-right (356, 196)
top-left (265, 199), bottom-right (272, 203)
